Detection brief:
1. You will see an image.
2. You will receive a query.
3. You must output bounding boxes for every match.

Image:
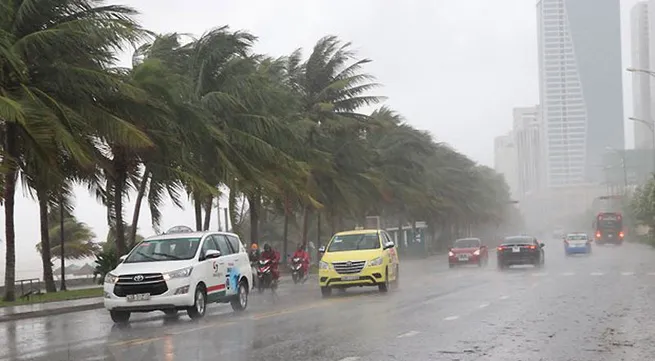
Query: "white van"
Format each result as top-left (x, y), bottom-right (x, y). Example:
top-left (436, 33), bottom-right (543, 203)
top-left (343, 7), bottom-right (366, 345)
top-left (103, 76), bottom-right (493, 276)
top-left (103, 230), bottom-right (252, 323)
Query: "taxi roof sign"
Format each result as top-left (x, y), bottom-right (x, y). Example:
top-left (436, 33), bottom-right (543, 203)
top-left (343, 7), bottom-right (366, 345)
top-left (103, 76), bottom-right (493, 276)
top-left (165, 225), bottom-right (194, 234)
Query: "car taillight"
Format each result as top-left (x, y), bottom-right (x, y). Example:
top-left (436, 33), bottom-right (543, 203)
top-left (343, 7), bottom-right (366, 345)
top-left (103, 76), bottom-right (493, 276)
top-left (619, 231), bottom-right (624, 238)
top-left (595, 232), bottom-right (601, 238)
top-left (528, 245), bottom-right (536, 250)
top-left (497, 246), bottom-right (505, 251)
top-left (448, 251), bottom-right (454, 257)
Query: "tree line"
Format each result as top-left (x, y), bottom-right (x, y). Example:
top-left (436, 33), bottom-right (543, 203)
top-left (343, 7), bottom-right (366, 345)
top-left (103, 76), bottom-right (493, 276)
top-left (1, 0), bottom-right (517, 301)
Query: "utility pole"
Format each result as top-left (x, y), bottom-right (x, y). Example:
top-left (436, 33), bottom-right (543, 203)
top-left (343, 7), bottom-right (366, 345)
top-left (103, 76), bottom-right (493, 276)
top-left (59, 198), bottom-right (66, 291)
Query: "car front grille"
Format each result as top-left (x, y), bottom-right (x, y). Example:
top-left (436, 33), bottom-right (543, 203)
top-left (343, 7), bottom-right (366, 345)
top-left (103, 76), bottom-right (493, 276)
top-left (114, 273), bottom-right (168, 297)
top-left (332, 261), bottom-right (366, 274)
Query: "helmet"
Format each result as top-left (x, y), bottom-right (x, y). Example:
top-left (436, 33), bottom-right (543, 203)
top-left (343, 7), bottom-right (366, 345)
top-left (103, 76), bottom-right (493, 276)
top-left (264, 243), bottom-right (271, 252)
top-left (251, 243), bottom-right (258, 251)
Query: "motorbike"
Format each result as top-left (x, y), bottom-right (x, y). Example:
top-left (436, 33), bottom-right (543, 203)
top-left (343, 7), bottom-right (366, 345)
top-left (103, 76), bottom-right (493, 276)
top-left (290, 257), bottom-right (305, 284)
top-left (256, 259), bottom-right (278, 293)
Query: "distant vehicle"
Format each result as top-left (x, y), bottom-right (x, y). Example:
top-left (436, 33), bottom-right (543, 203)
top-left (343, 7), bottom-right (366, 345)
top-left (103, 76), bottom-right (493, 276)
top-left (552, 227), bottom-right (565, 239)
top-left (103, 229), bottom-right (252, 324)
top-left (564, 233), bottom-right (592, 255)
top-left (593, 212), bottom-right (624, 245)
top-left (497, 236), bottom-right (545, 270)
top-left (318, 229), bottom-right (399, 297)
top-left (448, 238), bottom-right (488, 268)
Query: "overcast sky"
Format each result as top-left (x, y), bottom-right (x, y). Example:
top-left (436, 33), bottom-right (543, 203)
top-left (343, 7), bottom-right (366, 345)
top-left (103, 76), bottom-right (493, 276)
top-left (0, 0), bottom-right (641, 279)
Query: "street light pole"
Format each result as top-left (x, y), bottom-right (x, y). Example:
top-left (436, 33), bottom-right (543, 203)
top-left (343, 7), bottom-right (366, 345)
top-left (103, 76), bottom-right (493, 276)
top-left (629, 117), bottom-right (655, 174)
top-left (605, 146), bottom-right (628, 193)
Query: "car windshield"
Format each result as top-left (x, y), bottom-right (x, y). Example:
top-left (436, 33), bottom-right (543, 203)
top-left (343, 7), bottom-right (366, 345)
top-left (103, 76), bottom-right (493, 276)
top-left (454, 238), bottom-right (480, 248)
top-left (327, 233), bottom-right (380, 252)
top-left (502, 236), bottom-right (533, 245)
top-left (124, 238), bottom-right (201, 263)
top-left (567, 234), bottom-right (587, 241)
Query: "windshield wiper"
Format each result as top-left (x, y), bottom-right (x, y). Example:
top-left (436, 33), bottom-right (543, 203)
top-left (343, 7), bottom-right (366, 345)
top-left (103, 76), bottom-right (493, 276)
top-left (152, 252), bottom-right (184, 260)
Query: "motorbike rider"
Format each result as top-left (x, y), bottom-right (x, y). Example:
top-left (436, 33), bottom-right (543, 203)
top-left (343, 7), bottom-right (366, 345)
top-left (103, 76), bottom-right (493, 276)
top-left (291, 243), bottom-right (310, 280)
top-left (260, 243), bottom-right (280, 282)
top-left (249, 243), bottom-right (260, 262)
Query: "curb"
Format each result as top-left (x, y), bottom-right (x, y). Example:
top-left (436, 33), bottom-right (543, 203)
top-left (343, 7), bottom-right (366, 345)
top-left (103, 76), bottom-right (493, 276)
top-left (0, 302), bottom-right (104, 323)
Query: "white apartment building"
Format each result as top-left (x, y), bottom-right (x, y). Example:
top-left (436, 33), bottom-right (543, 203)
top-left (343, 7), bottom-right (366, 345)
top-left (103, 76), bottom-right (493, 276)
top-left (632, 1), bottom-right (653, 149)
top-left (513, 106), bottom-right (542, 197)
top-left (537, 0), bottom-right (624, 187)
top-left (494, 133), bottom-right (519, 199)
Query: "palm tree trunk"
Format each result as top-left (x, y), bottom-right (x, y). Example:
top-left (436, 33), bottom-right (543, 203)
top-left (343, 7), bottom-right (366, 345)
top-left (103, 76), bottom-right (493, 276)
top-left (3, 123), bottom-right (18, 302)
top-left (317, 213), bottom-right (321, 247)
top-left (228, 190), bottom-right (240, 237)
top-left (59, 196), bottom-right (67, 291)
top-left (130, 169), bottom-right (150, 247)
top-left (37, 191), bottom-right (57, 293)
top-left (203, 198), bottom-right (212, 231)
top-left (247, 193), bottom-right (259, 243)
top-left (193, 194), bottom-right (202, 231)
top-left (114, 171), bottom-right (127, 258)
top-left (301, 205), bottom-right (311, 247)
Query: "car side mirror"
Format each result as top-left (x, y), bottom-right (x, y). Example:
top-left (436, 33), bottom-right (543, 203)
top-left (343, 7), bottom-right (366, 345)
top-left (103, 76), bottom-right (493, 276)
top-left (204, 249), bottom-right (221, 260)
top-left (318, 246), bottom-right (326, 253)
top-left (119, 255), bottom-right (127, 263)
top-left (383, 241), bottom-right (395, 250)
top-left (540, 243), bottom-right (545, 248)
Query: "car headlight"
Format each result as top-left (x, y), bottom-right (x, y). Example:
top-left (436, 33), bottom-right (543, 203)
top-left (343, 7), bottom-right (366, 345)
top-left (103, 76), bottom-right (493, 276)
top-left (163, 266), bottom-right (193, 281)
top-left (319, 261), bottom-right (330, 270)
top-left (448, 251), bottom-right (454, 257)
top-left (104, 273), bottom-right (118, 284)
top-left (473, 249), bottom-right (480, 256)
top-left (368, 257), bottom-right (383, 266)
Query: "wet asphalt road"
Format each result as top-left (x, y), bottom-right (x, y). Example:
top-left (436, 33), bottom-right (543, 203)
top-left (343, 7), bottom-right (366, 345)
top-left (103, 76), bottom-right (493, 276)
top-left (2, 240), bottom-right (655, 361)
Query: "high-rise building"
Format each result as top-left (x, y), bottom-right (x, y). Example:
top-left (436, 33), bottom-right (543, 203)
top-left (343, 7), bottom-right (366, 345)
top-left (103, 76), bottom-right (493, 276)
top-left (494, 133), bottom-right (519, 199)
top-left (632, 1), bottom-right (652, 149)
top-left (513, 106), bottom-right (542, 197)
top-left (537, 0), bottom-right (624, 187)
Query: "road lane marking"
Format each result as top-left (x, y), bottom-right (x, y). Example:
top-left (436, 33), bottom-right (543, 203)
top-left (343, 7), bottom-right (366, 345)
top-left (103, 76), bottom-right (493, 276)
top-left (444, 315), bottom-right (459, 321)
top-left (561, 272), bottom-right (575, 276)
top-left (397, 330), bottom-right (420, 338)
top-left (338, 357), bottom-right (361, 361)
top-left (648, 272), bottom-right (655, 276)
top-left (478, 303), bottom-right (490, 309)
top-left (621, 272), bottom-right (635, 276)
top-left (590, 272), bottom-right (604, 276)
top-left (111, 298), bottom-right (351, 348)
top-left (499, 295), bottom-right (510, 300)
top-left (531, 272), bottom-right (548, 277)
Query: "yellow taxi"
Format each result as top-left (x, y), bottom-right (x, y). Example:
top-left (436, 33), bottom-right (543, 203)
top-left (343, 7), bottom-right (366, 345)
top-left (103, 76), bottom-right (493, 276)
top-left (318, 229), bottom-right (399, 297)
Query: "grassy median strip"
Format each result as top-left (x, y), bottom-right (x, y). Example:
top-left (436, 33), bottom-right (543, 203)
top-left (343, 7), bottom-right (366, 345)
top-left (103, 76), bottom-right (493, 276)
top-left (0, 287), bottom-right (103, 308)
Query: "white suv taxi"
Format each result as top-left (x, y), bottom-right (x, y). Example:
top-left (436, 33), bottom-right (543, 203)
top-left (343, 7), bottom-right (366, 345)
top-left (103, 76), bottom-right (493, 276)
top-left (103, 227), bottom-right (252, 323)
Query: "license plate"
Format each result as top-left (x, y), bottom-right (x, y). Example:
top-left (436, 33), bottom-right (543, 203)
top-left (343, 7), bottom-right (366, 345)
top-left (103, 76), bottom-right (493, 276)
top-left (126, 293), bottom-right (150, 302)
top-left (458, 254), bottom-right (469, 261)
top-left (512, 247), bottom-right (521, 253)
top-left (609, 234), bottom-right (613, 237)
top-left (341, 275), bottom-right (359, 281)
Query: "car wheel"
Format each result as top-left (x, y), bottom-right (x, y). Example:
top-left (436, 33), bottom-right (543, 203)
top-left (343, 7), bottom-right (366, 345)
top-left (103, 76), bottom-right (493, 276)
top-left (449, 263), bottom-right (455, 269)
top-left (187, 285), bottom-right (207, 320)
top-left (497, 261), bottom-right (506, 271)
top-left (378, 268), bottom-right (389, 293)
top-left (320, 286), bottom-right (332, 298)
top-left (110, 310), bottom-right (130, 324)
top-left (230, 280), bottom-right (248, 312)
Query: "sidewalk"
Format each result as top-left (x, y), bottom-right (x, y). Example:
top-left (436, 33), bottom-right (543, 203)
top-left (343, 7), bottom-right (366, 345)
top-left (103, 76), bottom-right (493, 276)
top-left (0, 297), bottom-right (103, 323)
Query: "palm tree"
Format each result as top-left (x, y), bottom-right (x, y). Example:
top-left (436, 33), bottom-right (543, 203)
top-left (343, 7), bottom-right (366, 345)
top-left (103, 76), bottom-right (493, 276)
top-left (0, 0), bottom-right (147, 301)
top-left (36, 212), bottom-right (99, 260)
top-left (288, 36), bottom-right (384, 246)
